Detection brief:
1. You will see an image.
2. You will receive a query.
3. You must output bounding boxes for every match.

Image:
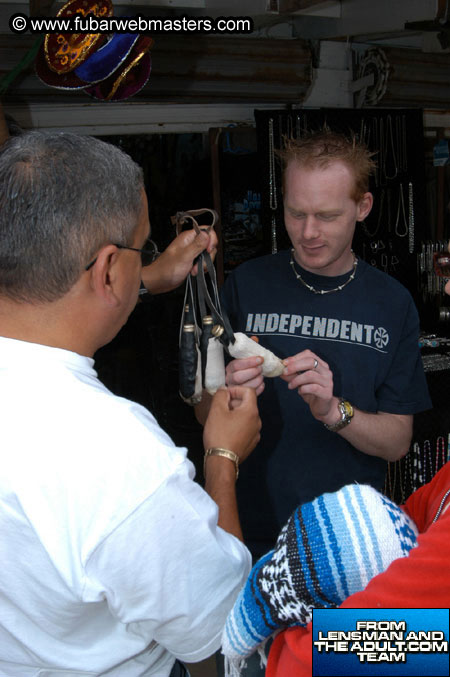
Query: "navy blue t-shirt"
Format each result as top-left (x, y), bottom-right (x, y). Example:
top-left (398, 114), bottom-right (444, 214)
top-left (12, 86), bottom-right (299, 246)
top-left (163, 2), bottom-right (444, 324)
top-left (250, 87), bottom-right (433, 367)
top-left (221, 250), bottom-right (431, 557)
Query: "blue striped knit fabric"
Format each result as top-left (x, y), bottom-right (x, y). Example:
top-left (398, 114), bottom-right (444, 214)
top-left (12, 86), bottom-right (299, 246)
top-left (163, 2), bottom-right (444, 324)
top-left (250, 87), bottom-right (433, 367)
top-left (222, 484), bottom-right (418, 676)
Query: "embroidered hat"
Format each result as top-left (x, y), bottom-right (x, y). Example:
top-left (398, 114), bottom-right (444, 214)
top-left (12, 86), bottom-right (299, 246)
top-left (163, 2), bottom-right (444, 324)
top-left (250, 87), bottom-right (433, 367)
top-left (35, 44), bottom-right (88, 90)
top-left (84, 36), bottom-right (153, 101)
top-left (74, 33), bottom-right (140, 84)
top-left (34, 0), bottom-right (153, 101)
top-left (44, 0), bottom-right (113, 74)
top-left (221, 484), bottom-right (419, 677)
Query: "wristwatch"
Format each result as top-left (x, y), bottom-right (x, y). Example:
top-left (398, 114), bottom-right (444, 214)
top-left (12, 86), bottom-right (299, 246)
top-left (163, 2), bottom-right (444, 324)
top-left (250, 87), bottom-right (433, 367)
top-left (324, 398), bottom-right (354, 432)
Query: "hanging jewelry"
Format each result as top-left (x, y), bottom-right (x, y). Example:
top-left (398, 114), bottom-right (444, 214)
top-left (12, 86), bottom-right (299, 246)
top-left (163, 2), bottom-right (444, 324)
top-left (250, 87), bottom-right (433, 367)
top-left (408, 182), bottom-right (415, 253)
top-left (383, 115), bottom-right (398, 180)
top-left (394, 183), bottom-right (408, 237)
top-left (436, 436), bottom-right (446, 474)
top-left (286, 114), bottom-right (293, 140)
top-left (395, 115), bottom-right (407, 174)
top-left (268, 117), bottom-right (278, 254)
top-left (387, 188), bottom-right (392, 233)
top-left (424, 439), bottom-right (432, 483)
top-left (289, 250), bottom-right (358, 294)
top-left (412, 442), bottom-right (420, 491)
top-left (359, 117), bottom-right (369, 145)
top-left (416, 441), bottom-right (423, 486)
top-left (399, 463), bottom-right (405, 504)
top-left (379, 117), bottom-right (386, 186)
top-left (386, 461), bottom-right (397, 501)
top-left (372, 117), bottom-right (379, 187)
top-left (401, 114), bottom-right (407, 173)
top-left (268, 119), bottom-right (277, 211)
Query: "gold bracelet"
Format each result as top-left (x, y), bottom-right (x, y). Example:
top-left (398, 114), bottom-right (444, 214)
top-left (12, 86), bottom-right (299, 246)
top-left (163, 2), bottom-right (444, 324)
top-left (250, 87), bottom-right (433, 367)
top-left (204, 447), bottom-right (239, 480)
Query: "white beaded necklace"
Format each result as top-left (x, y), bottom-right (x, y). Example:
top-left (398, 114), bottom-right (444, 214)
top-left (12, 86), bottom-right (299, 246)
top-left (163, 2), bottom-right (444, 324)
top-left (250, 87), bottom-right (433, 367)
top-left (289, 249), bottom-right (358, 295)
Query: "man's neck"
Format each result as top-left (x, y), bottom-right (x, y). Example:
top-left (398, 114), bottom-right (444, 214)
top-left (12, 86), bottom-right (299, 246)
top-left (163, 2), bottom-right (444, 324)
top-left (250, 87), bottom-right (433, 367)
top-left (0, 297), bottom-right (97, 357)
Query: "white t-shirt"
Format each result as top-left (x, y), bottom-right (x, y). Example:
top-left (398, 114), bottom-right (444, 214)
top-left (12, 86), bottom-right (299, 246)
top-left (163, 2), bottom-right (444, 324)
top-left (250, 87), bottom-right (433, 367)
top-left (0, 337), bottom-right (251, 676)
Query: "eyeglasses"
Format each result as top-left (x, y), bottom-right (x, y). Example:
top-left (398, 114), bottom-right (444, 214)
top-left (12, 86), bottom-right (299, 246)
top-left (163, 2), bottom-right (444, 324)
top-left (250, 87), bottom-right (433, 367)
top-left (85, 238), bottom-right (159, 271)
top-left (433, 252), bottom-right (450, 278)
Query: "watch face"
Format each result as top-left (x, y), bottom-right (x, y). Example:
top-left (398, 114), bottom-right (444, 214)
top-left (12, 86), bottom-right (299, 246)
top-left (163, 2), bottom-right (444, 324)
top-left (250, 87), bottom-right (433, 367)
top-left (340, 400), bottom-right (354, 419)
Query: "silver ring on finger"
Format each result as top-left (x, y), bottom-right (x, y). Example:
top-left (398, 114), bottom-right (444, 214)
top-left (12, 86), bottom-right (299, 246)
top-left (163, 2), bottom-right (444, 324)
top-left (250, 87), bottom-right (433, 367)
top-left (313, 359), bottom-right (318, 369)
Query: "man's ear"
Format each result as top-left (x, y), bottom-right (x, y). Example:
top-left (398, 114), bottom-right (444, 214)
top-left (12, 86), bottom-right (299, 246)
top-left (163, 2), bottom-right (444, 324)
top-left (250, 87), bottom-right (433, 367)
top-left (87, 245), bottom-right (121, 307)
top-left (357, 192), bottom-right (373, 222)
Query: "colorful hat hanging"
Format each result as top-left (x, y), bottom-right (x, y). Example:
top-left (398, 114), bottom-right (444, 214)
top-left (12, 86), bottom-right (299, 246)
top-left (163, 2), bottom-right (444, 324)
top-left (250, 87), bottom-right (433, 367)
top-left (44, 0), bottom-right (113, 74)
top-left (34, 0), bottom-right (153, 101)
top-left (84, 36), bottom-right (152, 101)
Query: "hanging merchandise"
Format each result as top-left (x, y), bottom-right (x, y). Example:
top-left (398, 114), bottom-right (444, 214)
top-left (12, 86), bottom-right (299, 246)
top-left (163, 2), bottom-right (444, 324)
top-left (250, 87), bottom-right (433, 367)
top-left (357, 47), bottom-right (390, 107)
top-left (33, 0), bottom-right (153, 101)
top-left (174, 209), bottom-right (284, 405)
top-left (417, 241), bottom-right (449, 302)
top-left (384, 432), bottom-right (450, 504)
top-left (268, 118), bottom-right (278, 254)
top-left (255, 108), bottom-right (427, 296)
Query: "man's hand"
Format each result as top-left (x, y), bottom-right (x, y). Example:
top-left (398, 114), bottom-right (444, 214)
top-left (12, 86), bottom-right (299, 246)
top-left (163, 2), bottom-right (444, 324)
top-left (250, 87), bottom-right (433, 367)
top-left (203, 386), bottom-right (261, 541)
top-left (140, 227), bottom-right (218, 294)
top-left (203, 386), bottom-right (261, 466)
top-left (225, 355), bottom-right (265, 396)
top-left (282, 349), bottom-right (339, 425)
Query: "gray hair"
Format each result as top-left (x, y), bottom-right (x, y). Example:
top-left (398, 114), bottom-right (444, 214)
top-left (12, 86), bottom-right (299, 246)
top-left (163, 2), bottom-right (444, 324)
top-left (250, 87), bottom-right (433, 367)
top-left (0, 131), bottom-right (144, 302)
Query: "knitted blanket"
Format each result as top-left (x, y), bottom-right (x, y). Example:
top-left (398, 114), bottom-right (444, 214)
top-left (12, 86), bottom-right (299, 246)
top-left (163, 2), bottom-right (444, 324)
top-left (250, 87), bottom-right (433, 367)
top-left (222, 484), bottom-right (418, 677)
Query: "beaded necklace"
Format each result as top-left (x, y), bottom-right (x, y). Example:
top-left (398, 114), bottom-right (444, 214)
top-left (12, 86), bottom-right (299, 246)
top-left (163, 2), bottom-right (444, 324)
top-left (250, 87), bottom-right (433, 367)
top-left (289, 249), bottom-right (358, 295)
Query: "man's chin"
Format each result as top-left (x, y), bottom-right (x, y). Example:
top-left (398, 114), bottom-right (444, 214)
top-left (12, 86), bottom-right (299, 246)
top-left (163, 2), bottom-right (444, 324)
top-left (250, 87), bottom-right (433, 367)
top-left (294, 248), bottom-right (327, 271)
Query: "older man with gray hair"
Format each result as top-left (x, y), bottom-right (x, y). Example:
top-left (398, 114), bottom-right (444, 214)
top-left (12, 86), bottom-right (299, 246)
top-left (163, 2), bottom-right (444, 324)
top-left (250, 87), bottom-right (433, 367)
top-left (0, 131), bottom-right (260, 676)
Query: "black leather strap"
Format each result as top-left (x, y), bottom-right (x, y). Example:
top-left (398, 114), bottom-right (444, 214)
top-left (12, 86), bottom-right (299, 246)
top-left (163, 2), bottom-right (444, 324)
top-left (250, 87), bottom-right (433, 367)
top-left (175, 208), bottom-right (236, 403)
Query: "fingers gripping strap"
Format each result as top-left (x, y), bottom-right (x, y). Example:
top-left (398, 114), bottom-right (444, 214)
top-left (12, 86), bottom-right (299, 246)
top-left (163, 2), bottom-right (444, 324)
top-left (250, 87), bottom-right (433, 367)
top-left (196, 251), bottom-right (234, 345)
top-left (171, 208), bottom-right (218, 236)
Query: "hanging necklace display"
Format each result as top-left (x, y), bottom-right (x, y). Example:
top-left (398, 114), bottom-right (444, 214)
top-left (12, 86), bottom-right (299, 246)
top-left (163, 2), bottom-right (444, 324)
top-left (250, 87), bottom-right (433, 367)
top-left (379, 117), bottom-right (386, 186)
top-left (385, 460), bottom-right (397, 501)
top-left (401, 114), bottom-right (408, 173)
top-left (268, 117), bottom-right (278, 254)
top-left (372, 117), bottom-right (380, 187)
top-left (404, 444), bottom-right (418, 499)
top-left (289, 250), bottom-right (358, 294)
top-left (387, 187), bottom-right (392, 233)
top-left (359, 117), bottom-right (366, 145)
top-left (412, 441), bottom-right (421, 490)
top-left (416, 441), bottom-right (423, 486)
top-left (362, 118), bottom-right (371, 147)
top-left (436, 436), bottom-right (446, 474)
top-left (286, 114), bottom-right (292, 141)
top-left (423, 439), bottom-right (433, 484)
top-left (383, 115), bottom-right (398, 181)
top-left (394, 183), bottom-right (408, 237)
top-left (408, 182), bottom-right (415, 253)
top-left (395, 114), bottom-right (408, 175)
